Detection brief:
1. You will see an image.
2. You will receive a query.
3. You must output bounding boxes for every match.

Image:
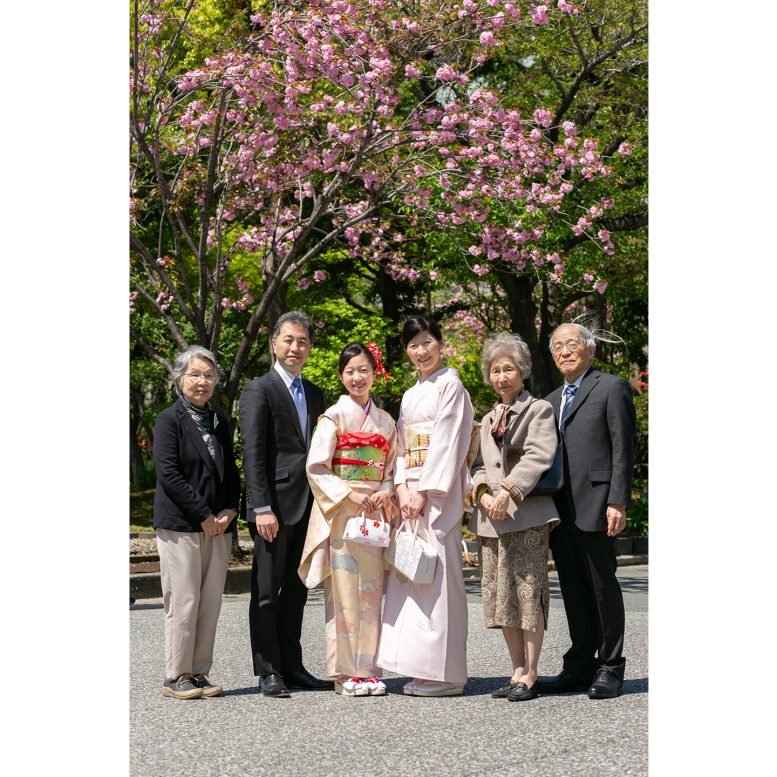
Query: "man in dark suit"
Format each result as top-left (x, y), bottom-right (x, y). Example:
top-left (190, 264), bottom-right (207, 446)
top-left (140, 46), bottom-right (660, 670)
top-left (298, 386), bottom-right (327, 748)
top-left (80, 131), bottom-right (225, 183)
top-left (239, 311), bottom-right (332, 697)
top-left (538, 323), bottom-right (636, 699)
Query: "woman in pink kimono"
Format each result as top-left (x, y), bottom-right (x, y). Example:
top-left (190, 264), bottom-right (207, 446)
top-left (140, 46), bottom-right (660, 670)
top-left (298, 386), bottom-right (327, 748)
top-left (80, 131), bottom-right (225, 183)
top-left (299, 342), bottom-right (398, 697)
top-left (377, 316), bottom-right (475, 696)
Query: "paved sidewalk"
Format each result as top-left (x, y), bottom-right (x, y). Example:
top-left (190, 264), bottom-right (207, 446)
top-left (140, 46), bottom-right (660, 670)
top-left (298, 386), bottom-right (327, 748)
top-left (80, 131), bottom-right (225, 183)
top-left (130, 566), bottom-right (648, 777)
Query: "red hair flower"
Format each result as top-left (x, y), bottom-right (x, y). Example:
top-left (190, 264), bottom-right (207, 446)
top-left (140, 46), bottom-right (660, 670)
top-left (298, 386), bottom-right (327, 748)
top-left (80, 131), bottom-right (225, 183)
top-left (367, 341), bottom-right (392, 382)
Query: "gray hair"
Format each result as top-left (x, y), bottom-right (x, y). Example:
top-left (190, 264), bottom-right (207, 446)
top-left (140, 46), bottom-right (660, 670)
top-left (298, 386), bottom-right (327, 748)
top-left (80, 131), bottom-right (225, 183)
top-left (480, 332), bottom-right (532, 383)
top-left (272, 310), bottom-right (315, 344)
top-left (170, 345), bottom-right (222, 393)
top-left (549, 322), bottom-right (596, 351)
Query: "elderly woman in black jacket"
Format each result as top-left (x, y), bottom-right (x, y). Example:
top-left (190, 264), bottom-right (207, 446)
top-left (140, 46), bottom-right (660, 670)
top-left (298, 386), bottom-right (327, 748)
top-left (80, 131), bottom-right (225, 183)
top-left (152, 345), bottom-right (240, 699)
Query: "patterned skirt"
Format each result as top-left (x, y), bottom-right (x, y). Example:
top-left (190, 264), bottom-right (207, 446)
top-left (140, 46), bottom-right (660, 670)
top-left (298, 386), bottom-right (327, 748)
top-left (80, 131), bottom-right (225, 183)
top-left (479, 523), bottom-right (552, 632)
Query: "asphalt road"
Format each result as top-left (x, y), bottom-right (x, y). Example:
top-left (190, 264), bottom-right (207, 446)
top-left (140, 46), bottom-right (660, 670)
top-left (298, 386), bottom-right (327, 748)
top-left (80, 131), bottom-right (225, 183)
top-left (130, 566), bottom-right (648, 777)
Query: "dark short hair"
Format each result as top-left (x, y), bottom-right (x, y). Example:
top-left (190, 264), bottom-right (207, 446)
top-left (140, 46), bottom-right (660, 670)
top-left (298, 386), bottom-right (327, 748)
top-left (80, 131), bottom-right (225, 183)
top-left (400, 315), bottom-right (443, 347)
top-left (338, 342), bottom-right (376, 375)
top-left (272, 311), bottom-right (315, 344)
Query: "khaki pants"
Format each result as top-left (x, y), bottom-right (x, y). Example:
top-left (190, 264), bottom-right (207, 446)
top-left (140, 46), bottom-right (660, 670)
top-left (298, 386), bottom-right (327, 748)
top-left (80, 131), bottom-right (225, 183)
top-left (156, 529), bottom-right (231, 680)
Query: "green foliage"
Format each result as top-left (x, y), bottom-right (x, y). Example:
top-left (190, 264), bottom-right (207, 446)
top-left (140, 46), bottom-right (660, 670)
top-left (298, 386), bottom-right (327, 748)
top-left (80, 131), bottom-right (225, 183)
top-left (130, 489), bottom-right (155, 528)
top-left (300, 300), bottom-right (412, 409)
top-left (627, 486), bottom-right (649, 536)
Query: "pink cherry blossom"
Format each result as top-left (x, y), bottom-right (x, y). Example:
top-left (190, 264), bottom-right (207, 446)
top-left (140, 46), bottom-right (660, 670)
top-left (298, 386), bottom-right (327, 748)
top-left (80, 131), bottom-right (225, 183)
top-left (533, 108), bottom-right (553, 127)
top-left (132, 0), bottom-right (625, 372)
top-left (435, 65), bottom-right (458, 81)
top-left (530, 6), bottom-right (549, 25)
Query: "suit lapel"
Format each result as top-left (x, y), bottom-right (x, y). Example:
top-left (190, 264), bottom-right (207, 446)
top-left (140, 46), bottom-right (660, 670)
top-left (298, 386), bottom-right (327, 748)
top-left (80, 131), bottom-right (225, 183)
top-left (269, 369), bottom-right (305, 445)
top-left (507, 389), bottom-right (533, 427)
top-left (176, 401), bottom-right (219, 479)
top-left (563, 369), bottom-right (599, 426)
top-left (211, 424), bottom-right (225, 480)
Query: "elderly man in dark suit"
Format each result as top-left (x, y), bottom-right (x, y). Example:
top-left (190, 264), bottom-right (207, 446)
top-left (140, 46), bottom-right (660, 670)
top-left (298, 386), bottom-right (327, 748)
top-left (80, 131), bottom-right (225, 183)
top-left (538, 323), bottom-right (636, 699)
top-left (239, 311), bottom-right (331, 698)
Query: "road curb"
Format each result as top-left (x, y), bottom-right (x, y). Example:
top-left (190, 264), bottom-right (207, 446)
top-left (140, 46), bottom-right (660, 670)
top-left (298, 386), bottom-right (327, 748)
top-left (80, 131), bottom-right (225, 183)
top-left (130, 553), bottom-right (648, 600)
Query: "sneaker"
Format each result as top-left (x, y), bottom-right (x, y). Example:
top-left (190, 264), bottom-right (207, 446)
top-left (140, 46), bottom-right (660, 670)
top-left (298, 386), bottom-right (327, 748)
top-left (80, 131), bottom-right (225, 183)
top-left (335, 677), bottom-right (369, 697)
top-left (363, 677), bottom-right (386, 696)
top-left (192, 674), bottom-right (224, 697)
top-left (163, 673), bottom-right (204, 699)
top-left (407, 679), bottom-right (465, 697)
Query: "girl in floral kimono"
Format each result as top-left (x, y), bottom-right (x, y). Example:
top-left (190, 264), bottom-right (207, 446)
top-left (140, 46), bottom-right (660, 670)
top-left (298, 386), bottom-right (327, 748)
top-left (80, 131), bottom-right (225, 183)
top-left (377, 316), bottom-right (475, 696)
top-left (299, 342), bottom-right (398, 696)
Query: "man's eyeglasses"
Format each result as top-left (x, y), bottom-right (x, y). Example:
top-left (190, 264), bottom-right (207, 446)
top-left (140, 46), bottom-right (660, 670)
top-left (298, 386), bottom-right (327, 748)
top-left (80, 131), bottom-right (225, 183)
top-left (551, 338), bottom-right (585, 354)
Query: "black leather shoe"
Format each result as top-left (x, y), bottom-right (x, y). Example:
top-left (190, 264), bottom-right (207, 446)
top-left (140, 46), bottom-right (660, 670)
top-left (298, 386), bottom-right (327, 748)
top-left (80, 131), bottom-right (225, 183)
top-left (587, 667), bottom-right (624, 699)
top-left (283, 668), bottom-right (334, 691)
top-left (506, 682), bottom-right (539, 702)
top-left (535, 670), bottom-right (591, 693)
top-left (491, 681), bottom-right (519, 699)
top-left (258, 674), bottom-right (291, 698)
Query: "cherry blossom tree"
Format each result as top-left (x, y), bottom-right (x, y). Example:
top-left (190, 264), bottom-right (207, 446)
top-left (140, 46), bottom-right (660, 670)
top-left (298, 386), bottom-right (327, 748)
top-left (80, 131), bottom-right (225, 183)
top-left (130, 0), bottom-right (616, 415)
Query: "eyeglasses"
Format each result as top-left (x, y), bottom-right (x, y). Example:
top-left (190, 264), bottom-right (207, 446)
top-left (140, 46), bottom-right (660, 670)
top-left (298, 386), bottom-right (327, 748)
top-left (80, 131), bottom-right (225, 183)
top-left (184, 373), bottom-right (217, 383)
top-left (551, 338), bottom-right (585, 354)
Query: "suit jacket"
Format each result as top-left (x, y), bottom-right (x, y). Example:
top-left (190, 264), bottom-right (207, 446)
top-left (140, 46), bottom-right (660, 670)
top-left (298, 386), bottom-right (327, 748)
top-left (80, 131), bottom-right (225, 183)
top-left (152, 398), bottom-right (241, 533)
top-left (469, 390), bottom-right (560, 537)
top-left (239, 369), bottom-right (325, 525)
top-left (545, 369), bottom-right (636, 532)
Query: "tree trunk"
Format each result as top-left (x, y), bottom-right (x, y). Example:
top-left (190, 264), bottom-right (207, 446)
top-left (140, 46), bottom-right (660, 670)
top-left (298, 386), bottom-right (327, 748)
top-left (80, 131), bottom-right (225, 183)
top-left (495, 271), bottom-right (559, 398)
top-left (130, 427), bottom-right (146, 489)
top-left (130, 391), bottom-right (150, 489)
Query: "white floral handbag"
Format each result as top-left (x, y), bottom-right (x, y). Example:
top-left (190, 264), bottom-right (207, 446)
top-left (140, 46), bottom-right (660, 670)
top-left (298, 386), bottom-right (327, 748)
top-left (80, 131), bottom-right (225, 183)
top-left (343, 511), bottom-right (391, 547)
top-left (384, 519), bottom-right (438, 584)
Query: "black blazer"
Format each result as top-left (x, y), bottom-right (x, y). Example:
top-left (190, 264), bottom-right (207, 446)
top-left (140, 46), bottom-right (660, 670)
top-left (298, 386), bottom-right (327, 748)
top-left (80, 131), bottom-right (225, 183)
top-left (152, 398), bottom-right (241, 533)
top-left (545, 369), bottom-right (636, 532)
top-left (239, 369), bottom-right (325, 526)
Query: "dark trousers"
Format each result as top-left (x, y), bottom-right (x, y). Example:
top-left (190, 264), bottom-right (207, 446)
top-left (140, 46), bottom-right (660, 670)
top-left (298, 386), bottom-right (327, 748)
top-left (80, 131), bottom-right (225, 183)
top-left (549, 517), bottom-right (625, 679)
top-left (248, 519), bottom-right (310, 677)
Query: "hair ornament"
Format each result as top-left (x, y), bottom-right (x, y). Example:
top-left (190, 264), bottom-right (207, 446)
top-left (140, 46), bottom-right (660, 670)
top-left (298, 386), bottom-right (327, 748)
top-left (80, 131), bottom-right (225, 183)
top-left (367, 341), bottom-right (392, 382)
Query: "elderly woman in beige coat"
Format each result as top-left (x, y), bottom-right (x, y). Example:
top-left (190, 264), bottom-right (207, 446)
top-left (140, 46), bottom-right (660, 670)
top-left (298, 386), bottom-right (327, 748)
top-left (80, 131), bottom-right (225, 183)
top-left (471, 332), bottom-right (560, 702)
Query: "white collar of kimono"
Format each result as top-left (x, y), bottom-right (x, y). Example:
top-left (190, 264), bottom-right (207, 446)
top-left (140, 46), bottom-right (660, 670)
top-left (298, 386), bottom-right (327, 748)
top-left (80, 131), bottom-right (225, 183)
top-left (343, 394), bottom-right (371, 413)
top-left (418, 365), bottom-right (451, 383)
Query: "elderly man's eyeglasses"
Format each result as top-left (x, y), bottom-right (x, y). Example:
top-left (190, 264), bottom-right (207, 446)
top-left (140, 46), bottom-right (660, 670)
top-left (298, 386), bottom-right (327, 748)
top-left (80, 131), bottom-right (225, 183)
top-left (551, 338), bottom-right (585, 354)
top-left (185, 373), bottom-right (217, 382)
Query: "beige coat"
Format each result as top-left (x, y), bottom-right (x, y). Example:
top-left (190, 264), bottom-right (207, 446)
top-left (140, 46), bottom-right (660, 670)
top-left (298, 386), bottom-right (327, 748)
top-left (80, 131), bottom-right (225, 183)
top-left (469, 390), bottom-right (560, 538)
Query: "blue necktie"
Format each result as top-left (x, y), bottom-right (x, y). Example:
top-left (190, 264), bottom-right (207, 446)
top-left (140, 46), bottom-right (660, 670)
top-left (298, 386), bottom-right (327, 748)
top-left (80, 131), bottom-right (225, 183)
top-left (291, 376), bottom-right (307, 443)
top-left (559, 384), bottom-right (578, 432)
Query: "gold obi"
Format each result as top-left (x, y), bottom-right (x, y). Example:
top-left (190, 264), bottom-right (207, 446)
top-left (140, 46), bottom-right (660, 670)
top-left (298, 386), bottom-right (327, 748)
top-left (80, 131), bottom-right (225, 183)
top-left (404, 424), bottom-right (432, 469)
